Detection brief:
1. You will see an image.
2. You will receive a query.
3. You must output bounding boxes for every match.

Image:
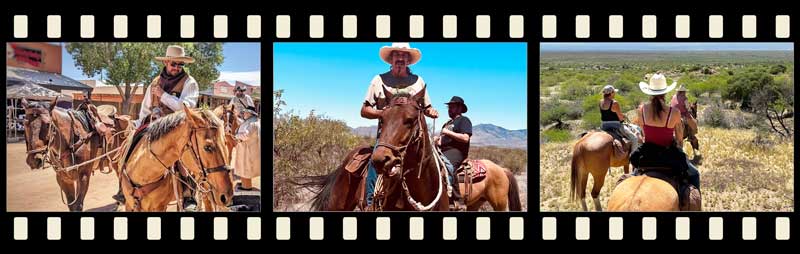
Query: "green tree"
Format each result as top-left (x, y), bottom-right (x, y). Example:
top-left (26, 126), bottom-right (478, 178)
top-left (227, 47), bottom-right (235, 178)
top-left (724, 70), bottom-right (775, 110)
top-left (66, 42), bottom-right (223, 115)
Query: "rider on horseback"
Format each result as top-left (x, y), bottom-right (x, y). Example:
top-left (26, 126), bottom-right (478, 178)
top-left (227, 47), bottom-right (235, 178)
top-left (120, 45), bottom-right (202, 211)
top-left (670, 85), bottom-right (699, 149)
top-left (361, 43), bottom-right (438, 208)
top-left (627, 73), bottom-right (701, 209)
top-left (599, 85), bottom-right (638, 156)
top-left (435, 96), bottom-right (472, 211)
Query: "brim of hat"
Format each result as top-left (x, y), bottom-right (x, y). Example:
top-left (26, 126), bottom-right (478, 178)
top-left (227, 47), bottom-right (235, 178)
top-left (155, 56), bottom-right (195, 63)
top-left (444, 102), bottom-right (467, 113)
top-left (603, 89), bottom-right (619, 94)
top-left (639, 81), bottom-right (677, 95)
top-left (380, 47), bottom-right (421, 65)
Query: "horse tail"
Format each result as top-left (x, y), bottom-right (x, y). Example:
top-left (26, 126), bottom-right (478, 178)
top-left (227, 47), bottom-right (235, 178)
top-left (504, 169), bottom-right (522, 211)
top-left (306, 169), bottom-right (340, 211)
top-left (570, 143), bottom-right (582, 202)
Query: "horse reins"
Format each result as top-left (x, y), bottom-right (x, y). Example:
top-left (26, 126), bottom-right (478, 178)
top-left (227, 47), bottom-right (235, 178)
top-left (125, 121), bottom-right (231, 211)
top-left (371, 99), bottom-right (445, 211)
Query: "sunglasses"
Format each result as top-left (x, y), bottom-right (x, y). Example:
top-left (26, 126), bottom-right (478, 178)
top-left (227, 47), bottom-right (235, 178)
top-left (169, 62), bottom-right (185, 68)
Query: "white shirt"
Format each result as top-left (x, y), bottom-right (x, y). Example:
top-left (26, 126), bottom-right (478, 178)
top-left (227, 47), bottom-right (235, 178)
top-left (135, 75), bottom-right (200, 127)
top-left (228, 94), bottom-right (255, 113)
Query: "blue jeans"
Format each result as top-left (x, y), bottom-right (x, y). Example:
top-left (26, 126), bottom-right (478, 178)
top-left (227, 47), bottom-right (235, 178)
top-left (365, 138), bottom-right (379, 206)
top-left (441, 156), bottom-right (456, 188)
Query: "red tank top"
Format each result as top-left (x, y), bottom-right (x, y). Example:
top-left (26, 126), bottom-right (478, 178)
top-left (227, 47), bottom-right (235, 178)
top-left (642, 106), bottom-right (674, 147)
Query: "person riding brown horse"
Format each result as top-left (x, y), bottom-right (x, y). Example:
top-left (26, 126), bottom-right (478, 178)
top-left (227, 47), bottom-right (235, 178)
top-left (360, 42), bottom-right (438, 208)
top-left (671, 84), bottom-right (701, 160)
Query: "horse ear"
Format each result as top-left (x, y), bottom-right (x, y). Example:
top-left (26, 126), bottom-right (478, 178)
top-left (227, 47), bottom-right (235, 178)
top-left (20, 98), bottom-right (28, 108)
top-left (382, 85), bottom-right (394, 101)
top-left (412, 85), bottom-right (426, 104)
top-left (49, 96), bottom-right (58, 111)
top-left (183, 103), bottom-right (202, 127)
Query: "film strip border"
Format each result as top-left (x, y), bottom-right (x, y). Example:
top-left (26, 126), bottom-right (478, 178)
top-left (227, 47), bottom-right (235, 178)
top-left (5, 13), bottom-right (794, 40)
top-left (4, 214), bottom-right (794, 240)
top-left (3, 11), bottom-right (797, 241)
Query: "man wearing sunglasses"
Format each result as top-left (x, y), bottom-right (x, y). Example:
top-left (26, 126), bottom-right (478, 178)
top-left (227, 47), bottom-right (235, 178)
top-left (127, 45), bottom-right (202, 211)
top-left (135, 45), bottom-right (200, 127)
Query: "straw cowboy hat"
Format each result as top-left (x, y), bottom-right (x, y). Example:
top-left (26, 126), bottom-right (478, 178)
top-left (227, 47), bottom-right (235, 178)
top-left (639, 73), bottom-right (677, 95)
top-left (379, 42), bottom-right (422, 65)
top-left (676, 84), bottom-right (689, 92)
top-left (155, 45), bottom-right (195, 63)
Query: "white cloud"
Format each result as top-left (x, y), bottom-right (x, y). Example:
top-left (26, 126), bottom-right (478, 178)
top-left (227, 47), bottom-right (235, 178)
top-left (218, 70), bottom-right (260, 86)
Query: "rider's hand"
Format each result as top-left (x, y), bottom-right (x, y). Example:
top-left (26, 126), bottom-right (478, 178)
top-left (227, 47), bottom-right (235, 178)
top-left (425, 107), bottom-right (438, 118)
top-left (152, 85), bottom-right (165, 97)
top-left (434, 135), bottom-right (441, 146)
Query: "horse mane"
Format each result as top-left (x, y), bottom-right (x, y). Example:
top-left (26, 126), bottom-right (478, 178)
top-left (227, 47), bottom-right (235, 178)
top-left (147, 109), bottom-right (221, 142)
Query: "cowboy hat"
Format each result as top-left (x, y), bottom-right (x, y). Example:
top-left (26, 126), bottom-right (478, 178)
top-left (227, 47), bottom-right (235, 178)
top-left (602, 85), bottom-right (619, 94)
top-left (676, 84), bottom-right (689, 92)
top-left (235, 86), bottom-right (247, 92)
top-left (639, 73), bottom-right (677, 95)
top-left (155, 45), bottom-right (195, 63)
top-left (444, 96), bottom-right (468, 113)
top-left (379, 42), bottom-right (422, 66)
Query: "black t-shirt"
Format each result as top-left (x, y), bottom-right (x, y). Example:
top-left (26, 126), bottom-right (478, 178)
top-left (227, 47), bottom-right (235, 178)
top-left (440, 115), bottom-right (472, 166)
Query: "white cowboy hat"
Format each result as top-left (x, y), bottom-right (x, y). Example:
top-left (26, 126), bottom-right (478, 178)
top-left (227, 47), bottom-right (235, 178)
top-left (602, 85), bottom-right (618, 94)
top-left (639, 73), bottom-right (677, 95)
top-left (676, 84), bottom-right (689, 92)
top-left (379, 42), bottom-right (422, 65)
top-left (155, 45), bottom-right (195, 63)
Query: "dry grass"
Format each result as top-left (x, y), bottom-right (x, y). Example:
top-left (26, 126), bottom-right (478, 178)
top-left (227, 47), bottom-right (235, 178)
top-left (539, 127), bottom-right (794, 211)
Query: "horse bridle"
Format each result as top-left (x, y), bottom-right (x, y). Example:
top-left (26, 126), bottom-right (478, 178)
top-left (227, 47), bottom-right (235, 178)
top-left (375, 98), bottom-right (425, 163)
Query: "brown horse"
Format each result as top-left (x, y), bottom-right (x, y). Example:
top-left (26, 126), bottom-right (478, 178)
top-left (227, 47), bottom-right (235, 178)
top-left (118, 105), bottom-right (234, 211)
top-left (308, 86), bottom-right (522, 211)
top-left (570, 124), bottom-right (643, 211)
top-left (21, 99), bottom-right (105, 211)
top-left (675, 101), bottom-right (701, 161)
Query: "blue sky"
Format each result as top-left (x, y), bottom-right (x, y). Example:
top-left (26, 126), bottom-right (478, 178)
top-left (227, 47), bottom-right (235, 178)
top-left (60, 42), bottom-right (261, 85)
top-left (274, 42), bottom-right (528, 130)
top-left (541, 42), bottom-right (794, 51)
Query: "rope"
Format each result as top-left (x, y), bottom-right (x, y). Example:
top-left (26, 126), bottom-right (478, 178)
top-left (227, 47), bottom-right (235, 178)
top-left (400, 114), bottom-right (444, 211)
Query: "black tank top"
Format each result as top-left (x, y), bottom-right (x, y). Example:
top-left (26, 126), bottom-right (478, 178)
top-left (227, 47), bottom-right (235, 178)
top-left (600, 100), bottom-right (620, 122)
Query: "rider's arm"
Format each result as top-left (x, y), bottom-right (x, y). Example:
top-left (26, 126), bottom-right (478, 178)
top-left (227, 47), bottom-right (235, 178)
top-left (443, 117), bottom-right (471, 143)
top-left (612, 101), bottom-right (625, 121)
top-left (361, 102), bottom-right (383, 119)
top-left (160, 77), bottom-right (199, 111)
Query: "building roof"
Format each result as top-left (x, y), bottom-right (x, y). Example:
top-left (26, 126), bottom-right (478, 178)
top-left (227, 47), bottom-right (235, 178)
top-left (7, 66), bottom-right (92, 92)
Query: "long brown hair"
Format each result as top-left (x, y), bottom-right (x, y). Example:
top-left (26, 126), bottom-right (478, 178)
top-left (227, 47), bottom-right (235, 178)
top-left (650, 94), bottom-right (666, 121)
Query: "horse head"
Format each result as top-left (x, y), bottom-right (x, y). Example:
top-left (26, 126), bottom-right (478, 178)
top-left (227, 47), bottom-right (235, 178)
top-left (20, 98), bottom-right (54, 170)
top-left (178, 105), bottom-right (235, 208)
top-left (371, 85), bottom-right (428, 175)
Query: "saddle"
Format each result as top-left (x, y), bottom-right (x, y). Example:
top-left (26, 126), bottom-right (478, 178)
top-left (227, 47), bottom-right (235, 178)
top-left (603, 128), bottom-right (631, 157)
top-left (456, 159), bottom-right (487, 183)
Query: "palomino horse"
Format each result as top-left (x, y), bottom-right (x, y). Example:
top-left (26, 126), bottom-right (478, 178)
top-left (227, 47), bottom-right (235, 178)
top-left (309, 86), bottom-right (522, 211)
top-left (118, 104), bottom-right (234, 211)
top-left (675, 101), bottom-right (701, 162)
top-left (570, 123), bottom-right (643, 211)
top-left (21, 99), bottom-right (107, 211)
top-left (607, 175), bottom-right (680, 211)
